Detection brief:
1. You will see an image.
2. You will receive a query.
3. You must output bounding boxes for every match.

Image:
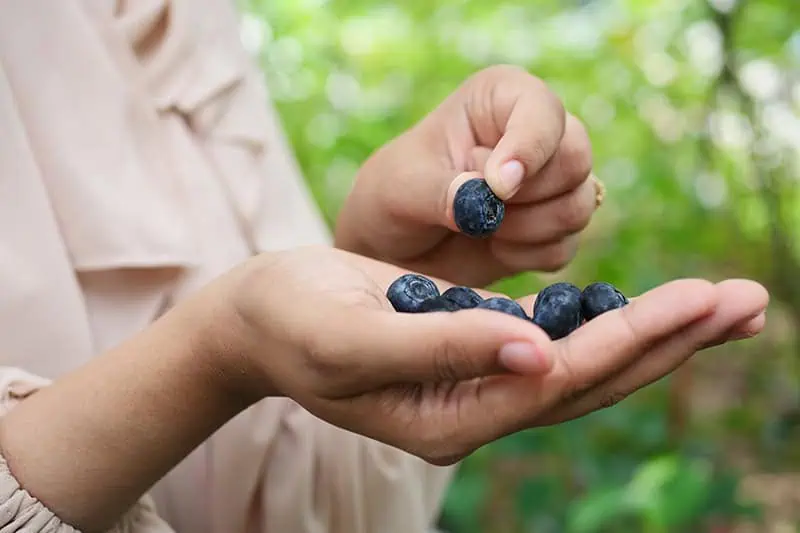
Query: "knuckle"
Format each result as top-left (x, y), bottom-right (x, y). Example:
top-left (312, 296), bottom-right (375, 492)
top-left (557, 190), bottom-right (594, 233)
top-left (475, 64), bottom-right (565, 120)
top-left (617, 299), bottom-right (642, 347)
top-left (555, 338), bottom-right (593, 403)
top-left (478, 63), bottom-right (530, 81)
top-left (561, 379), bottom-right (594, 404)
top-left (538, 241), bottom-right (577, 272)
top-left (494, 247), bottom-right (535, 275)
top-left (560, 121), bottom-right (593, 184)
top-left (431, 338), bottom-right (472, 382)
top-left (546, 88), bottom-right (567, 125)
top-left (302, 335), bottom-right (353, 395)
top-left (533, 81), bottom-right (567, 130)
top-left (526, 135), bottom-right (554, 174)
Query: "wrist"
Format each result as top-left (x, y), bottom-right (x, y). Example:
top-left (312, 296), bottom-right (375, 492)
top-left (0, 280), bottom-right (259, 531)
top-left (173, 270), bottom-right (280, 408)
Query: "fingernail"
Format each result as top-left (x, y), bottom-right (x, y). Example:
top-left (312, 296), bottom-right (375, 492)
top-left (499, 342), bottom-right (551, 374)
top-left (498, 160), bottom-right (525, 197)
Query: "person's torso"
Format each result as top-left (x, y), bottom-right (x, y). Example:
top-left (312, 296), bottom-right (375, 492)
top-left (0, 2), bottom-right (329, 531)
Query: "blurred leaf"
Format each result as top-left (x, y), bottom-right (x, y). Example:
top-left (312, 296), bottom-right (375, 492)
top-left (567, 486), bottom-right (632, 533)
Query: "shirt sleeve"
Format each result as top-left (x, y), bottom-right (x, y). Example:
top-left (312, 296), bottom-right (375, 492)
top-left (0, 367), bottom-right (178, 533)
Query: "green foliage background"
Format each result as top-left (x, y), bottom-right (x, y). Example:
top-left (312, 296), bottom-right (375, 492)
top-left (238, 0), bottom-right (800, 530)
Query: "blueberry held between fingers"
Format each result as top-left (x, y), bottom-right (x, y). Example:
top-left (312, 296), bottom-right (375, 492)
top-left (419, 295), bottom-right (462, 313)
top-left (531, 282), bottom-right (583, 340)
top-left (581, 282), bottom-right (629, 321)
top-left (442, 286), bottom-right (484, 309)
top-left (386, 274), bottom-right (440, 313)
top-left (453, 178), bottom-right (506, 238)
top-left (476, 297), bottom-right (529, 320)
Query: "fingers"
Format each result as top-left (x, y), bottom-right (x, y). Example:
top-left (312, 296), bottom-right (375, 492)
top-left (493, 179), bottom-right (597, 244)
top-left (374, 308), bottom-right (555, 378)
top-left (537, 279), bottom-right (769, 424)
top-left (422, 279), bottom-right (720, 451)
top-left (698, 311), bottom-right (766, 350)
top-left (309, 304), bottom-right (556, 398)
top-left (468, 145), bottom-right (493, 172)
top-left (470, 113), bottom-right (593, 206)
top-left (490, 280), bottom-right (717, 417)
top-left (509, 114), bottom-right (594, 204)
top-left (727, 311), bottom-right (767, 340)
top-left (490, 235), bottom-right (580, 273)
top-left (376, 66), bottom-right (589, 245)
top-left (467, 65), bottom-right (566, 200)
top-left (468, 112), bottom-right (597, 250)
top-left (547, 279), bottom-right (717, 398)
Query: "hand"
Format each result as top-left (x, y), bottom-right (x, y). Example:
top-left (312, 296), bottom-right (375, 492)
top-left (336, 64), bottom-right (598, 287)
top-left (218, 246), bottom-right (768, 465)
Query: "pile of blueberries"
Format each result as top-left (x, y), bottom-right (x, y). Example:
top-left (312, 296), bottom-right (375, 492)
top-left (385, 177), bottom-right (628, 340)
top-left (386, 274), bottom-right (628, 340)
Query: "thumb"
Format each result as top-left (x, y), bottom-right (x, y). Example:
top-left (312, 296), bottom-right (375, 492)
top-left (473, 68), bottom-right (567, 200)
top-left (323, 306), bottom-right (555, 393)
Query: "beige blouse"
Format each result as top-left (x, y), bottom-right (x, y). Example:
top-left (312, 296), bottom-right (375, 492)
top-left (0, 1), bottom-right (454, 532)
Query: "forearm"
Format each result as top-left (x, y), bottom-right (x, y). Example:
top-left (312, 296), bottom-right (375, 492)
top-left (0, 290), bottom-right (250, 532)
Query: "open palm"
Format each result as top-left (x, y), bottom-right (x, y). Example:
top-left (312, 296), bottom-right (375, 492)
top-left (231, 247), bottom-right (768, 465)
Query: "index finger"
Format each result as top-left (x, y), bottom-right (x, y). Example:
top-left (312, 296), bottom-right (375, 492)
top-left (469, 279), bottom-right (718, 436)
top-left (546, 279), bottom-right (717, 400)
top-left (476, 66), bottom-right (567, 200)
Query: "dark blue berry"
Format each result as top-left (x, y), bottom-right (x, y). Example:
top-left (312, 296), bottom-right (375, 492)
top-left (453, 178), bottom-right (506, 238)
top-left (386, 274), bottom-right (440, 313)
top-left (476, 297), bottom-right (529, 320)
top-left (419, 295), bottom-right (462, 313)
top-left (442, 286), bottom-right (484, 309)
top-left (531, 282), bottom-right (583, 340)
top-left (581, 282), bottom-right (629, 321)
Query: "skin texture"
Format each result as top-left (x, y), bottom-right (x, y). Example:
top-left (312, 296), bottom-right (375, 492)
top-left (0, 246), bottom-right (770, 532)
top-left (226, 247), bottom-right (771, 465)
top-left (0, 284), bottom-right (246, 532)
top-left (336, 65), bottom-right (601, 286)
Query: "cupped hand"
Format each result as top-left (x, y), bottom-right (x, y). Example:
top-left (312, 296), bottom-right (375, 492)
top-left (224, 246), bottom-right (768, 465)
top-left (336, 64), bottom-right (598, 287)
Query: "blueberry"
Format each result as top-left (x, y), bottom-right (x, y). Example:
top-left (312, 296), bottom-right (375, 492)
top-left (531, 282), bottom-right (583, 340)
top-left (442, 286), bottom-right (484, 309)
top-left (476, 297), bottom-right (529, 320)
top-left (386, 274), bottom-right (440, 313)
top-left (453, 178), bottom-right (506, 238)
top-left (581, 282), bottom-right (629, 321)
top-left (419, 295), bottom-right (462, 313)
